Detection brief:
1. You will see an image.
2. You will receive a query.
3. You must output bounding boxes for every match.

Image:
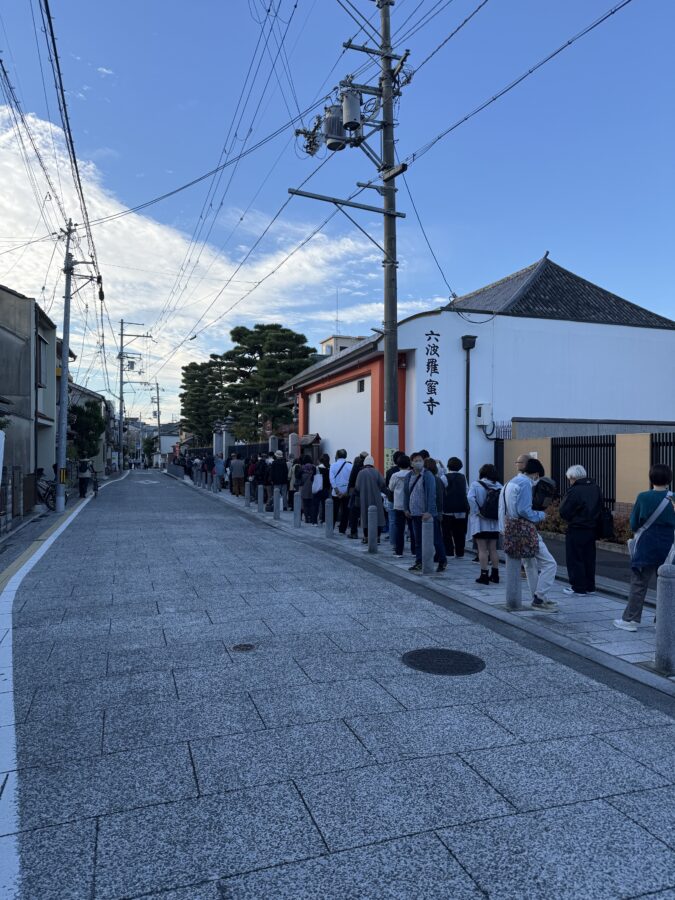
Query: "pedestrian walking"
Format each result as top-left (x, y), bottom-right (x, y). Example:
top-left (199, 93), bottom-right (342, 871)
top-left (404, 452), bottom-right (446, 574)
top-left (500, 458), bottom-right (558, 610)
top-left (270, 450), bottom-right (289, 510)
top-left (355, 456), bottom-right (386, 543)
top-left (468, 464), bottom-right (502, 584)
top-left (614, 463), bottom-right (675, 631)
top-left (424, 458), bottom-right (448, 572)
top-left (77, 457), bottom-right (93, 498)
top-left (559, 465), bottom-right (603, 595)
top-left (329, 449), bottom-right (352, 534)
top-left (442, 456), bottom-right (469, 558)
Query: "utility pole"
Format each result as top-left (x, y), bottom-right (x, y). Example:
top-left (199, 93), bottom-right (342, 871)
top-left (55, 220), bottom-right (74, 513)
top-left (118, 319), bottom-right (148, 471)
top-left (154, 381), bottom-right (161, 466)
top-left (291, 0), bottom-right (408, 469)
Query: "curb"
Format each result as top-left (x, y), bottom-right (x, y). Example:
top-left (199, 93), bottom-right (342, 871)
top-left (164, 473), bottom-right (675, 699)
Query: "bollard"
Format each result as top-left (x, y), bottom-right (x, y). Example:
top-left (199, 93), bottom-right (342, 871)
top-left (244, 481), bottom-right (251, 508)
top-left (324, 498), bottom-right (334, 537)
top-left (273, 487), bottom-right (281, 521)
top-left (293, 491), bottom-right (302, 527)
top-left (257, 485), bottom-right (264, 513)
top-left (504, 555), bottom-right (523, 610)
top-left (655, 562), bottom-right (675, 675)
top-left (367, 505), bottom-right (378, 553)
top-left (421, 518), bottom-right (434, 574)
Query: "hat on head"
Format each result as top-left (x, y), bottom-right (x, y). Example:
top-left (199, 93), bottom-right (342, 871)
top-left (274, 450), bottom-right (283, 458)
top-left (364, 455), bottom-right (375, 466)
top-left (360, 450), bottom-right (369, 458)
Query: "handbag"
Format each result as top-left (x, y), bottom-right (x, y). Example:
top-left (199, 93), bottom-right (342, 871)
top-left (311, 471), bottom-right (323, 494)
top-left (627, 495), bottom-right (671, 560)
top-left (503, 516), bottom-right (539, 559)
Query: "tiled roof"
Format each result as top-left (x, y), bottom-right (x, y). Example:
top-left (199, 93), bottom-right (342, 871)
top-left (446, 256), bottom-right (675, 330)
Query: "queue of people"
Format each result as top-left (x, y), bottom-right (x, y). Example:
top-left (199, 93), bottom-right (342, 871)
top-left (180, 445), bottom-right (675, 627)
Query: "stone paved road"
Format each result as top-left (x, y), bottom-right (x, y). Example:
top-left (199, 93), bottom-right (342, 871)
top-left (0, 472), bottom-right (673, 899)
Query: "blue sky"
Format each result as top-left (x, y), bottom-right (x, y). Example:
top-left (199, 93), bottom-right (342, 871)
top-left (0, 0), bottom-right (672, 418)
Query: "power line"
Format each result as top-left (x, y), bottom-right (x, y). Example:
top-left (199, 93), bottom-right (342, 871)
top-left (410, 0), bottom-right (491, 77)
top-left (403, 0), bottom-right (638, 169)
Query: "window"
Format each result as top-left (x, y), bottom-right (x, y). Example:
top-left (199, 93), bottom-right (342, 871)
top-left (36, 336), bottom-right (48, 387)
top-left (316, 393), bottom-right (322, 404)
top-left (357, 379), bottom-right (365, 393)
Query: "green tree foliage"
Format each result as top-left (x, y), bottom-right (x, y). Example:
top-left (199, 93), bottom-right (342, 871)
top-left (70, 400), bottom-right (106, 458)
top-left (142, 435), bottom-right (156, 464)
top-left (180, 324), bottom-right (315, 442)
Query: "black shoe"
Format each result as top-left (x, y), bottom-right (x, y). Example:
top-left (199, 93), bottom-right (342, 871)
top-left (436, 563), bottom-right (447, 573)
top-left (489, 569), bottom-right (500, 584)
top-left (476, 571), bottom-right (490, 585)
top-left (408, 562), bottom-right (422, 573)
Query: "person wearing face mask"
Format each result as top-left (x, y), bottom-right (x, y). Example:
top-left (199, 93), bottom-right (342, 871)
top-left (499, 457), bottom-right (558, 611)
top-left (404, 452), bottom-right (445, 574)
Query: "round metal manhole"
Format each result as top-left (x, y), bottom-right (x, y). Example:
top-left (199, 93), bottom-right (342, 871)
top-left (401, 647), bottom-right (486, 676)
top-left (231, 643), bottom-right (256, 652)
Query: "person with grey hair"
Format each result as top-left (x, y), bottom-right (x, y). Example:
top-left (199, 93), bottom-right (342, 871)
top-left (559, 464), bottom-right (603, 595)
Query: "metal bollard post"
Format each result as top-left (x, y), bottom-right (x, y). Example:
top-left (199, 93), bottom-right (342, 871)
top-left (244, 481), bottom-right (251, 508)
top-left (505, 555), bottom-right (523, 610)
top-left (367, 505), bottom-right (378, 553)
top-left (655, 562), bottom-right (675, 675)
top-left (273, 487), bottom-right (281, 520)
top-left (421, 518), bottom-right (434, 574)
top-left (293, 491), bottom-right (302, 527)
top-left (324, 498), bottom-right (334, 537)
top-left (257, 485), bottom-right (264, 513)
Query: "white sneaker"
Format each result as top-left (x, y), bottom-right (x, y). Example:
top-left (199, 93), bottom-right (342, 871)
top-left (613, 618), bottom-right (638, 632)
top-left (563, 587), bottom-right (586, 596)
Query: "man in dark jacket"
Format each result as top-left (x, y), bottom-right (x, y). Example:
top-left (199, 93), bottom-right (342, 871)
top-left (559, 465), bottom-right (603, 595)
top-left (442, 456), bottom-right (469, 558)
top-left (270, 450), bottom-right (289, 510)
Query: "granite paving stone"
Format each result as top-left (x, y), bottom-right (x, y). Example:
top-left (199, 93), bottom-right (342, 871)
top-left (295, 650), bottom-right (412, 683)
top-left (191, 720), bottom-right (373, 792)
top-left (5, 712), bottom-right (103, 770)
top-left (0, 743), bottom-right (197, 833)
top-left (608, 785), bottom-right (675, 850)
top-left (221, 833), bottom-right (484, 899)
top-left (27, 670), bottom-right (176, 720)
top-left (327, 626), bottom-right (446, 652)
top-left (251, 678), bottom-right (403, 727)
top-left (227, 632), bottom-right (340, 656)
top-left (438, 800), bottom-right (675, 899)
top-left (163, 620), bottom-right (273, 646)
top-left (377, 670), bottom-right (524, 709)
top-left (600, 725), bottom-right (675, 779)
top-left (461, 735), bottom-right (667, 811)
top-left (479, 693), bottom-right (655, 741)
top-left (0, 819), bottom-right (96, 900)
top-left (261, 614), bottom-right (366, 635)
top-left (346, 705), bottom-right (521, 762)
top-left (94, 782), bottom-right (325, 898)
top-left (107, 641), bottom-right (230, 676)
top-left (103, 695), bottom-right (263, 753)
top-left (143, 883), bottom-right (222, 899)
top-left (490, 661), bottom-right (609, 698)
top-left (297, 753), bottom-right (513, 851)
top-left (174, 659), bottom-right (310, 698)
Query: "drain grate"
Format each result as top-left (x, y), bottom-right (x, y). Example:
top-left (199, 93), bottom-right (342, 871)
top-left (401, 647), bottom-right (486, 676)
top-left (231, 643), bottom-right (256, 652)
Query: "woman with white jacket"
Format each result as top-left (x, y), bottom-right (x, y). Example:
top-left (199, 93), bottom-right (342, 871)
top-left (468, 463), bottom-right (503, 585)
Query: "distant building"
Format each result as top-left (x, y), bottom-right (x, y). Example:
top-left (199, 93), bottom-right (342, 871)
top-left (319, 335), bottom-right (366, 356)
top-left (283, 256), bottom-right (675, 478)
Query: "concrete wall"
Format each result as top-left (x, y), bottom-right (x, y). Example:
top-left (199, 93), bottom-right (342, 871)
top-left (616, 433), bottom-right (652, 504)
top-left (307, 376), bottom-right (371, 460)
top-left (501, 438), bottom-right (553, 479)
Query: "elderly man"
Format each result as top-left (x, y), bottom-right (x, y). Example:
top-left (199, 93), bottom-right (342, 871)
top-left (559, 465), bottom-right (603, 596)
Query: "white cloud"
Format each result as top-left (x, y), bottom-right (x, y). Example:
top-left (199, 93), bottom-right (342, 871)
top-left (0, 107), bottom-right (432, 421)
top-left (97, 67), bottom-right (114, 77)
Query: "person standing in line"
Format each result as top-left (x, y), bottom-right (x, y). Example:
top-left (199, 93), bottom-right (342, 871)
top-left (329, 449), bottom-right (352, 534)
top-left (229, 453), bottom-right (245, 496)
top-left (404, 452), bottom-right (445, 574)
top-left (346, 453), bottom-right (366, 538)
top-left (356, 455), bottom-right (386, 544)
top-left (299, 454), bottom-right (318, 524)
top-left (192, 454), bottom-right (202, 487)
top-left (270, 450), bottom-right (289, 510)
top-left (500, 457), bottom-right (558, 610)
top-left (388, 454), bottom-right (412, 557)
top-left (184, 456), bottom-right (193, 482)
top-left (314, 454), bottom-right (331, 523)
top-left (614, 464), bottom-right (675, 632)
top-left (559, 464), bottom-right (603, 595)
top-left (468, 464), bottom-right (502, 584)
top-left (213, 453), bottom-right (225, 492)
top-left (424, 458), bottom-right (448, 572)
top-left (384, 451), bottom-right (402, 540)
top-left (442, 456), bottom-right (469, 558)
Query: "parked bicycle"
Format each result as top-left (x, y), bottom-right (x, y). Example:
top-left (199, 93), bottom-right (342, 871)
top-left (35, 470), bottom-right (69, 511)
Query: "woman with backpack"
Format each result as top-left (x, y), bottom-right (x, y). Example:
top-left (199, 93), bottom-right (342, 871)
top-left (468, 463), bottom-right (503, 585)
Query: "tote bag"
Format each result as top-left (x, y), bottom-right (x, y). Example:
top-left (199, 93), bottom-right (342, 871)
top-left (503, 516), bottom-right (539, 559)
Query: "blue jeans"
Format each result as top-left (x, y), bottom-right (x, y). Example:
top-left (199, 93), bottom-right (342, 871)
top-left (411, 516), bottom-right (447, 565)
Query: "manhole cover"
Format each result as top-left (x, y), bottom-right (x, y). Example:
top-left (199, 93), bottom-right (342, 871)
top-left (231, 643), bottom-right (256, 652)
top-left (401, 647), bottom-right (486, 676)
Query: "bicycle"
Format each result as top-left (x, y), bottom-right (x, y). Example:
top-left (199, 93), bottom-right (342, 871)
top-left (36, 475), bottom-right (69, 510)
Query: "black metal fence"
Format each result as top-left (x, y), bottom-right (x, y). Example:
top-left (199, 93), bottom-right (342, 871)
top-left (551, 435), bottom-right (616, 508)
top-left (225, 440), bottom-right (285, 459)
top-left (651, 433), bottom-right (675, 479)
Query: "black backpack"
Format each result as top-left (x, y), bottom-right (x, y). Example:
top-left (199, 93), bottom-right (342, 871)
top-left (478, 481), bottom-right (501, 520)
top-left (596, 507), bottom-right (615, 541)
top-left (78, 460), bottom-right (89, 475)
top-left (532, 476), bottom-right (557, 511)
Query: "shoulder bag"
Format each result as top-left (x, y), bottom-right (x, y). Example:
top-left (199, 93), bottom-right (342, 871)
top-left (627, 495), bottom-right (671, 560)
top-left (503, 516), bottom-right (539, 559)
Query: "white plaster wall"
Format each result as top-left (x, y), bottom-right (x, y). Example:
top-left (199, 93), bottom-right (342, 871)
top-left (400, 309), bottom-right (675, 481)
top-left (307, 376), bottom-right (371, 460)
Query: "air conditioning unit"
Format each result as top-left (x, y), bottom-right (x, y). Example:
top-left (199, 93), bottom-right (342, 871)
top-left (475, 403), bottom-right (493, 427)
